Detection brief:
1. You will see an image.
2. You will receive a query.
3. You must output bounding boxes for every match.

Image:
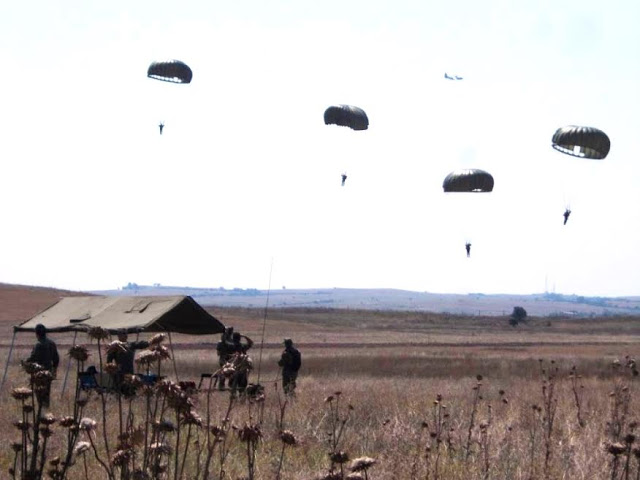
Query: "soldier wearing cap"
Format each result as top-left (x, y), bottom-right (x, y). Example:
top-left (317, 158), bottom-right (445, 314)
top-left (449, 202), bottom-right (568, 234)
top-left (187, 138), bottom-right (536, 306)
top-left (231, 331), bottom-right (254, 354)
top-left (216, 327), bottom-right (235, 390)
top-left (107, 329), bottom-right (149, 391)
top-left (228, 332), bottom-right (254, 396)
top-left (278, 338), bottom-right (301, 395)
top-left (26, 324), bottom-right (59, 407)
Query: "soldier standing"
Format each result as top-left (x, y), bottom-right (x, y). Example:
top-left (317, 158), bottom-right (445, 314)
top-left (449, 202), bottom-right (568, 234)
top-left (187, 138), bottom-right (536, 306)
top-left (231, 331), bottom-right (254, 354)
top-left (229, 332), bottom-right (254, 396)
top-left (26, 324), bottom-right (59, 408)
top-left (278, 338), bottom-right (301, 395)
top-left (107, 329), bottom-right (149, 392)
top-left (216, 327), bottom-right (235, 390)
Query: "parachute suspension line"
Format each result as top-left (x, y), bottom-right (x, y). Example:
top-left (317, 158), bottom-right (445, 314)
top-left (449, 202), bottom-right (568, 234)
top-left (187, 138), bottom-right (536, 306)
top-left (255, 258), bottom-right (274, 385)
top-left (60, 330), bottom-right (78, 397)
top-left (0, 329), bottom-right (17, 399)
top-left (168, 332), bottom-right (180, 383)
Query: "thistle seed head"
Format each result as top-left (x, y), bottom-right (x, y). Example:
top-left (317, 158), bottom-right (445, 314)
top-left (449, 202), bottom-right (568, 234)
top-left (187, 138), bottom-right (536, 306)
top-left (68, 345), bottom-right (90, 362)
top-left (11, 387), bottom-right (33, 401)
top-left (350, 456), bottom-right (377, 472)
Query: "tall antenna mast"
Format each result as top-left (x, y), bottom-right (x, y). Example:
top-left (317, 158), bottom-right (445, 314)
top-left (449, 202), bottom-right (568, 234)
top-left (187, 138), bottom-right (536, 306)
top-left (255, 258), bottom-right (274, 384)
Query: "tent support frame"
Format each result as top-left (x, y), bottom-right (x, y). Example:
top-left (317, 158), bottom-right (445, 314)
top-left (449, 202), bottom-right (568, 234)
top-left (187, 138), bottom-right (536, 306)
top-left (60, 330), bottom-right (78, 398)
top-left (0, 330), bottom-right (18, 397)
top-left (168, 332), bottom-right (179, 383)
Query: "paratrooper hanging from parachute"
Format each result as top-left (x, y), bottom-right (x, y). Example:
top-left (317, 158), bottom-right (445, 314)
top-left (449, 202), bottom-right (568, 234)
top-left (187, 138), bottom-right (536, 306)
top-left (324, 105), bottom-right (368, 186)
top-left (443, 169), bottom-right (494, 258)
top-left (551, 125), bottom-right (610, 224)
top-left (147, 60), bottom-right (192, 134)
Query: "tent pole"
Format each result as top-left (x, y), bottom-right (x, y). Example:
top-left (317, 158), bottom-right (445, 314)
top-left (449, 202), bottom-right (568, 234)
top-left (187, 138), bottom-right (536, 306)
top-left (0, 330), bottom-right (18, 398)
top-left (168, 332), bottom-right (179, 383)
top-left (60, 330), bottom-right (78, 398)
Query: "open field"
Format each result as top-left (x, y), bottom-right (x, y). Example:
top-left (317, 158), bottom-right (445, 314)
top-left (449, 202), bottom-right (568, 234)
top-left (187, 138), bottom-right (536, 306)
top-left (95, 285), bottom-right (640, 316)
top-left (1, 284), bottom-right (640, 478)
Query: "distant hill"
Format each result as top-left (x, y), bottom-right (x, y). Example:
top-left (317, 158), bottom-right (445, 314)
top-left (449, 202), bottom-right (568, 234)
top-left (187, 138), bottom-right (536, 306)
top-left (93, 284), bottom-right (640, 317)
top-left (0, 283), bottom-right (89, 327)
top-left (1, 282), bottom-right (637, 321)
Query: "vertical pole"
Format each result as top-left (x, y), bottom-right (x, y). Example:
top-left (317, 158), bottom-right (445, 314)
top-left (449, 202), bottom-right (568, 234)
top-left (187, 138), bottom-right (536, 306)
top-left (60, 330), bottom-right (78, 397)
top-left (168, 332), bottom-right (179, 383)
top-left (256, 258), bottom-right (274, 385)
top-left (0, 330), bottom-right (18, 397)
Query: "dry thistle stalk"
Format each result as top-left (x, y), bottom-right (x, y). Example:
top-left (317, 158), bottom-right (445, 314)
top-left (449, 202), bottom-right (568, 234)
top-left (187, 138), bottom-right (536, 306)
top-left (148, 333), bottom-right (166, 346)
top-left (11, 387), bottom-right (33, 401)
top-left (68, 345), bottom-right (90, 362)
top-left (79, 417), bottom-right (97, 432)
top-left (87, 326), bottom-right (110, 341)
top-left (279, 430), bottom-right (297, 446)
top-left (350, 456), bottom-right (377, 475)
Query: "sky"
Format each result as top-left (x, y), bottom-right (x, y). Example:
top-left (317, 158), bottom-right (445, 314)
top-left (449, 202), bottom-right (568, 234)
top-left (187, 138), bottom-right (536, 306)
top-left (0, 0), bottom-right (639, 296)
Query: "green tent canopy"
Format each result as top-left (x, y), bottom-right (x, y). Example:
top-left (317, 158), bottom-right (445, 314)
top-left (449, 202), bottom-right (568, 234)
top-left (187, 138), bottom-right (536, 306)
top-left (14, 295), bottom-right (224, 335)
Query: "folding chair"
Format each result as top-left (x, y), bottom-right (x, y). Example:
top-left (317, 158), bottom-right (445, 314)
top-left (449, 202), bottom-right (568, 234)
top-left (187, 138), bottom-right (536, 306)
top-left (137, 373), bottom-right (163, 386)
top-left (78, 371), bottom-right (99, 391)
top-left (198, 373), bottom-right (219, 391)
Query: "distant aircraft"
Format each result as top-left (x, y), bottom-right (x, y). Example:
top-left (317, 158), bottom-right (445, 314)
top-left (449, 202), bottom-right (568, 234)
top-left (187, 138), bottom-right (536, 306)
top-left (341, 173), bottom-right (347, 186)
top-left (445, 73), bottom-right (463, 80)
top-left (159, 122), bottom-right (165, 135)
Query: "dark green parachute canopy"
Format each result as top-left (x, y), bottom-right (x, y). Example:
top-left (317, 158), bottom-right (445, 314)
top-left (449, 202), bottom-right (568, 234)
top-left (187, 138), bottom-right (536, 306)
top-left (443, 169), bottom-right (494, 192)
top-left (147, 60), bottom-right (193, 84)
top-left (324, 105), bottom-right (369, 131)
top-left (552, 125), bottom-right (610, 159)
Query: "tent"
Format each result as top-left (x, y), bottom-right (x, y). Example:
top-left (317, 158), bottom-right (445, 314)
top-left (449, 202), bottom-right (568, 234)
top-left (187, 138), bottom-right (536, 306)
top-left (2, 295), bottom-right (225, 394)
top-left (13, 295), bottom-right (224, 334)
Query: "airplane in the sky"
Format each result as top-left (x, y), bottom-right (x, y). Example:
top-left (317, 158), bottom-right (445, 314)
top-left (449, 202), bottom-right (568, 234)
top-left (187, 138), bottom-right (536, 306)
top-left (444, 73), bottom-right (463, 80)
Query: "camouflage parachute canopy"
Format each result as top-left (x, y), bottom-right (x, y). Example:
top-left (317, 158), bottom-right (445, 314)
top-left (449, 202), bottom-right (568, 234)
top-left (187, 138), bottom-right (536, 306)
top-left (324, 105), bottom-right (369, 131)
top-left (147, 60), bottom-right (193, 84)
top-left (443, 169), bottom-right (494, 193)
top-left (551, 125), bottom-right (610, 159)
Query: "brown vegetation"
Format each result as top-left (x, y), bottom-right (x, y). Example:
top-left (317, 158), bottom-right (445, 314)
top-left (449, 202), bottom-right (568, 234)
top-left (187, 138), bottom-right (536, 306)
top-left (0, 283), bottom-right (89, 326)
top-left (1, 285), bottom-right (640, 478)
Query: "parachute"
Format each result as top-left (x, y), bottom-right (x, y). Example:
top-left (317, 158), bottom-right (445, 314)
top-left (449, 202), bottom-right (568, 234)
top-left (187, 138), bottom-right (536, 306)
top-left (551, 125), bottom-right (610, 160)
top-left (324, 105), bottom-right (369, 131)
top-left (147, 60), bottom-right (193, 84)
top-left (443, 169), bottom-right (495, 258)
top-left (442, 169), bottom-right (494, 193)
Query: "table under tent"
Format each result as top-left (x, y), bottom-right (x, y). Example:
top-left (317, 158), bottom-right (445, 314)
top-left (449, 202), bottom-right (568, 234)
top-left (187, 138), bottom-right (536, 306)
top-left (1, 295), bottom-right (225, 395)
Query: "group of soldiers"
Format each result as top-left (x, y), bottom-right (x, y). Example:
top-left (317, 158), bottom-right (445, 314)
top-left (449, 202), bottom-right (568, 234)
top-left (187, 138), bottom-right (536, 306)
top-left (23, 323), bottom-right (302, 408)
top-left (215, 326), bottom-right (302, 396)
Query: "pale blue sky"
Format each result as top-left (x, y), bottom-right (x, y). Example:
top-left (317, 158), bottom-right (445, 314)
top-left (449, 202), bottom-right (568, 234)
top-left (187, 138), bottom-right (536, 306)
top-left (0, 1), bottom-right (638, 296)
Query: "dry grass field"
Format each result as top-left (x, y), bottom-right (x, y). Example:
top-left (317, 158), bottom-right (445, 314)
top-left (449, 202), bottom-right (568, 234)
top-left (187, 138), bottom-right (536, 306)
top-left (1, 284), bottom-right (640, 479)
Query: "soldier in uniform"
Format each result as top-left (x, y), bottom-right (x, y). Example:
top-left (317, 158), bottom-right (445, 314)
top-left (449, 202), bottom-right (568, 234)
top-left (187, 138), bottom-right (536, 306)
top-left (107, 329), bottom-right (149, 392)
top-left (231, 331), bottom-right (254, 354)
top-left (216, 327), bottom-right (235, 390)
top-left (278, 338), bottom-right (301, 395)
top-left (228, 332), bottom-right (254, 396)
top-left (26, 324), bottom-right (60, 408)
